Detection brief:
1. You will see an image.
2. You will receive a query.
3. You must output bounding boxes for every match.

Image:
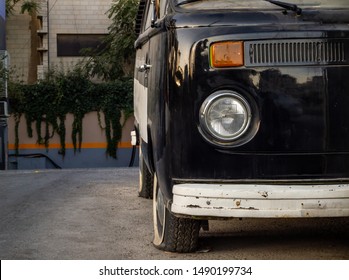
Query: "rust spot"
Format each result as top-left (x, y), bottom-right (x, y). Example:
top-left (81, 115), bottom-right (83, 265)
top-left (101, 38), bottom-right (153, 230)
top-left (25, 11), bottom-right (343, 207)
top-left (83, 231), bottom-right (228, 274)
top-left (236, 200), bottom-right (241, 207)
top-left (259, 191), bottom-right (268, 198)
top-left (186, 204), bottom-right (201, 208)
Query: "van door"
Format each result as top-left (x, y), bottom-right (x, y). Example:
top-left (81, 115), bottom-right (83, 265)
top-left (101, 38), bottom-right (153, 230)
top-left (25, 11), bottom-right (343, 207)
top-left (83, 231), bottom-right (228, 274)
top-left (134, 1), bottom-right (154, 145)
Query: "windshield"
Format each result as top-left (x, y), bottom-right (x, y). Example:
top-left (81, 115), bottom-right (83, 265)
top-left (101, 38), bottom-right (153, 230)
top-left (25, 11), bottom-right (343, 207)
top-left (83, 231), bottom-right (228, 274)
top-left (175, 0), bottom-right (349, 10)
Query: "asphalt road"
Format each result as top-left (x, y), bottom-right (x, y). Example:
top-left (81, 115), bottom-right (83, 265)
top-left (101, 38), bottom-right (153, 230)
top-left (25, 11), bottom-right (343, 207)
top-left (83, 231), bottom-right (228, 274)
top-left (0, 168), bottom-right (348, 260)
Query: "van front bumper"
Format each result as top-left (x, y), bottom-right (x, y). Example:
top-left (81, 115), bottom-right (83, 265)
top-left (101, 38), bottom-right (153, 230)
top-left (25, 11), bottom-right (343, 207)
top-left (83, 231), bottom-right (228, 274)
top-left (171, 183), bottom-right (349, 218)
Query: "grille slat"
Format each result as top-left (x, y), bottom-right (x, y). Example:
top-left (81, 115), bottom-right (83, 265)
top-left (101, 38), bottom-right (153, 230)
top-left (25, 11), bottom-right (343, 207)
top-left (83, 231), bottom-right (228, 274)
top-left (246, 39), bottom-right (348, 66)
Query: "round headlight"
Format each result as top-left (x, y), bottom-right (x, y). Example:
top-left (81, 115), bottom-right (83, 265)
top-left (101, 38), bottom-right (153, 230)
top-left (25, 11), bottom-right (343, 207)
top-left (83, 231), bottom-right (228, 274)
top-left (200, 91), bottom-right (252, 143)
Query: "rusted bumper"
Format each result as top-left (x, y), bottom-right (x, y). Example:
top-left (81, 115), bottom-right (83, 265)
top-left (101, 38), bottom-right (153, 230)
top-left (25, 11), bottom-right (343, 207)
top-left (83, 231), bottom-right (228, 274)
top-left (171, 184), bottom-right (349, 218)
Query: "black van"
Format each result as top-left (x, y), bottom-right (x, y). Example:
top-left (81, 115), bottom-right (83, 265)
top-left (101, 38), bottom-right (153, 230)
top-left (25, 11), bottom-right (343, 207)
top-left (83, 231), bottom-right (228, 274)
top-left (133, 0), bottom-right (349, 252)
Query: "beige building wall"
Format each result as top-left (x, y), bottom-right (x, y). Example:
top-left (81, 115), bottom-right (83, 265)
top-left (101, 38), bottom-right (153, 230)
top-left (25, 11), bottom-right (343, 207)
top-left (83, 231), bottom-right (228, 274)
top-left (48, 0), bottom-right (112, 69)
top-left (6, 0), bottom-right (113, 79)
top-left (8, 111), bottom-right (134, 150)
top-left (7, 111), bottom-right (136, 169)
top-left (6, 9), bottom-right (31, 82)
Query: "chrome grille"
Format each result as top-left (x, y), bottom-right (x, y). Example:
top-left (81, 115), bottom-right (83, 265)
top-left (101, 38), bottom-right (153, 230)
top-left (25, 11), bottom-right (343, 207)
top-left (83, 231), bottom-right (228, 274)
top-left (245, 39), bottom-right (348, 66)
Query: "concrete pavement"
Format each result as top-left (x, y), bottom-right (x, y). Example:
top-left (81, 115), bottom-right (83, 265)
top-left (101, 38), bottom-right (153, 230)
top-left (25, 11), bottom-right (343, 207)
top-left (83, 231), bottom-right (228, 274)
top-left (0, 168), bottom-right (348, 259)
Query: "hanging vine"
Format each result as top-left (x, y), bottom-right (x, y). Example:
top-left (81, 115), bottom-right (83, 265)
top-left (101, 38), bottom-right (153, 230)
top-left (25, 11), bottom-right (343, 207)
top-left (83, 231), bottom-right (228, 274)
top-left (8, 67), bottom-right (133, 158)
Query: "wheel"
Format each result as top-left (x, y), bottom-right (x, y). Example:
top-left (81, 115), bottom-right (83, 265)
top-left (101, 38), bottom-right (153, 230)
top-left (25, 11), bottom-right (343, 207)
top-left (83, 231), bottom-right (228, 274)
top-left (153, 174), bottom-right (200, 253)
top-left (138, 144), bottom-right (153, 199)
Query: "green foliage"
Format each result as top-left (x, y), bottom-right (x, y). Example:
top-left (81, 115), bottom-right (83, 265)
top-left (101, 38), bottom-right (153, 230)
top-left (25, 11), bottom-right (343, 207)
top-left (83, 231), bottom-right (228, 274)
top-left (80, 0), bottom-right (139, 80)
top-left (6, 0), bottom-right (20, 16)
top-left (0, 55), bottom-right (7, 97)
top-left (6, 0), bottom-right (39, 16)
top-left (8, 67), bottom-right (133, 158)
top-left (20, 1), bottom-right (40, 15)
top-left (92, 79), bottom-right (133, 157)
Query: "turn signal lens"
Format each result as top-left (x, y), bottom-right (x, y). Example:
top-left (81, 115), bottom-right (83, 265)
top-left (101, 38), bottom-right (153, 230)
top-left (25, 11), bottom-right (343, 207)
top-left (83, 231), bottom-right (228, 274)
top-left (210, 41), bottom-right (244, 68)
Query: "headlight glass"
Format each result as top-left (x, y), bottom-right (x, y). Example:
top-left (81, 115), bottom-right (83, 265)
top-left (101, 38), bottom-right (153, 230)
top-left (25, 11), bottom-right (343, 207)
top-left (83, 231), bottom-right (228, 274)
top-left (200, 91), bottom-right (252, 142)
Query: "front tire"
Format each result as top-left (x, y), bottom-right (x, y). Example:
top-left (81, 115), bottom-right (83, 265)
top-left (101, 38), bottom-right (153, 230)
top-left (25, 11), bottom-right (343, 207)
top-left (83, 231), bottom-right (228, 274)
top-left (153, 174), bottom-right (200, 253)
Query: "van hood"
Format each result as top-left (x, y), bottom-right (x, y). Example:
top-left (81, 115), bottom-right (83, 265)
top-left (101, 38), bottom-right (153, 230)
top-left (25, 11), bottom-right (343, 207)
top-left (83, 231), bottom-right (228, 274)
top-left (168, 9), bottom-right (349, 31)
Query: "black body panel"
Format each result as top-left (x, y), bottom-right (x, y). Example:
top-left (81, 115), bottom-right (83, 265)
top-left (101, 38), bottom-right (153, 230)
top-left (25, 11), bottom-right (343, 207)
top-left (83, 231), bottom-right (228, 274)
top-left (135, 4), bottom-right (349, 202)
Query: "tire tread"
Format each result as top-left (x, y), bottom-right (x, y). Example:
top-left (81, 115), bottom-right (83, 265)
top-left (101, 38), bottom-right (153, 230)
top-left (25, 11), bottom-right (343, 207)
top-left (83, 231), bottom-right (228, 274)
top-left (164, 211), bottom-right (200, 253)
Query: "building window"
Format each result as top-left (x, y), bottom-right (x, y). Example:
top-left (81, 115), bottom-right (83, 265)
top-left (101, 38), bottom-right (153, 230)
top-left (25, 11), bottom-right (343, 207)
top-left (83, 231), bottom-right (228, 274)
top-left (57, 34), bottom-right (107, 57)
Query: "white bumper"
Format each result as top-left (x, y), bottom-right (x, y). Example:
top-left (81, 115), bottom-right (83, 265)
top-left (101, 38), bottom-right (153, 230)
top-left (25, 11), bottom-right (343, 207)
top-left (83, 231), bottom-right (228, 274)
top-left (171, 183), bottom-right (349, 218)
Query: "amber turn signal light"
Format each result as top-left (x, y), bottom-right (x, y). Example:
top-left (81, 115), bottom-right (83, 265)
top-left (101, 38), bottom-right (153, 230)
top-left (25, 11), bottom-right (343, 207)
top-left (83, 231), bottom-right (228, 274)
top-left (210, 41), bottom-right (244, 68)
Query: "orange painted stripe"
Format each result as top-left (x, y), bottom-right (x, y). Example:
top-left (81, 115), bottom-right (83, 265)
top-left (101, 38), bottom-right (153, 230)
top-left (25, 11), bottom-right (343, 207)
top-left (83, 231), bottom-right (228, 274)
top-left (8, 142), bottom-right (133, 150)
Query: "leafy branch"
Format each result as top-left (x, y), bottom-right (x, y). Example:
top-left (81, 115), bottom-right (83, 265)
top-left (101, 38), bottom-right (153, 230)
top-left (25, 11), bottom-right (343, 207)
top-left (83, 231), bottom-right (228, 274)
top-left (8, 67), bottom-right (133, 158)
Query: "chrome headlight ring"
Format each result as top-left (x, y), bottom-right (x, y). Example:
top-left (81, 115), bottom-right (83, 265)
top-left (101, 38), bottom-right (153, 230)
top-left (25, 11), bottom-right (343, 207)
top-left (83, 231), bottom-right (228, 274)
top-left (199, 90), bottom-right (259, 147)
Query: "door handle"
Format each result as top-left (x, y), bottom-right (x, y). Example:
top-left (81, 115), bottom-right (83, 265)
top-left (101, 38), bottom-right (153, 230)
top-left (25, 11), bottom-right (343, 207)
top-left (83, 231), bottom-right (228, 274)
top-left (138, 64), bottom-right (152, 72)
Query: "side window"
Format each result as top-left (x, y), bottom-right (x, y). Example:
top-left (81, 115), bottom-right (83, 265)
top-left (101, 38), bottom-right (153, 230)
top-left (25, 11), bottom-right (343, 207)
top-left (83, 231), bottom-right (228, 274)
top-left (143, 0), bottom-right (168, 31)
top-left (144, 2), bottom-right (153, 31)
top-left (159, 0), bottom-right (168, 18)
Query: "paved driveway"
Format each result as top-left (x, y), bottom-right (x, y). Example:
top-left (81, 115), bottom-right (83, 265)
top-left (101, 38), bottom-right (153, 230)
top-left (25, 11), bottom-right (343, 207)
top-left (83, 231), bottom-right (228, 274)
top-left (0, 168), bottom-right (348, 259)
